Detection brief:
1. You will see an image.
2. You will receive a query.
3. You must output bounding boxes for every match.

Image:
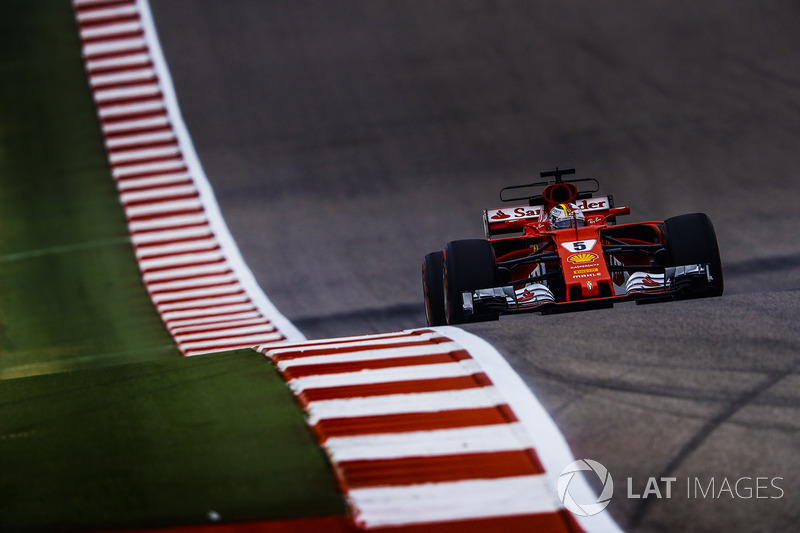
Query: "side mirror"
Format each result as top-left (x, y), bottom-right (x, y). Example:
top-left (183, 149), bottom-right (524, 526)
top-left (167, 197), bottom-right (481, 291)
top-left (607, 207), bottom-right (631, 217)
top-left (503, 218), bottom-right (529, 230)
top-left (598, 207), bottom-right (630, 226)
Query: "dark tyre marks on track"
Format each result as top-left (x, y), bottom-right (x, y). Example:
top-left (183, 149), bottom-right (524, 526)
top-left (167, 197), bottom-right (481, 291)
top-left (150, 2), bottom-right (800, 531)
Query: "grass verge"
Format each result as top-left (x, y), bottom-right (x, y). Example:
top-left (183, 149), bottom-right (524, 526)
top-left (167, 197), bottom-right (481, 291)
top-left (0, 0), bottom-right (180, 377)
top-left (0, 349), bottom-right (345, 532)
top-left (0, 2), bottom-right (346, 530)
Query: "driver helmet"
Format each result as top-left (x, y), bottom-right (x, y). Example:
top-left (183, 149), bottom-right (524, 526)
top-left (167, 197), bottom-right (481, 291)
top-left (549, 202), bottom-right (586, 229)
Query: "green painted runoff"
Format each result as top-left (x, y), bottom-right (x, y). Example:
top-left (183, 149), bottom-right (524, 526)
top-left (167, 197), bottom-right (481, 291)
top-left (0, 0), bottom-right (180, 377)
top-left (0, 2), bottom-right (345, 531)
top-left (0, 350), bottom-right (346, 531)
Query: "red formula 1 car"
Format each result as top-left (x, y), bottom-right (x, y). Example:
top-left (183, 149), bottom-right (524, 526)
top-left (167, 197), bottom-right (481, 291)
top-left (422, 168), bottom-right (724, 326)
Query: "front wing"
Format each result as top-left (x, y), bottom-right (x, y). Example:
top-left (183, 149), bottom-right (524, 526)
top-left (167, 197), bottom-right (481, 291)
top-left (463, 264), bottom-right (716, 317)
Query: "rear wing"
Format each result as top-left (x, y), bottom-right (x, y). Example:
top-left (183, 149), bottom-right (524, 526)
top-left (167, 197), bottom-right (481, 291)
top-left (484, 196), bottom-right (615, 238)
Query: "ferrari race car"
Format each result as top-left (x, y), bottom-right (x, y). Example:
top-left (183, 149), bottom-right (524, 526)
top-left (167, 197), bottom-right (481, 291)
top-left (422, 168), bottom-right (724, 326)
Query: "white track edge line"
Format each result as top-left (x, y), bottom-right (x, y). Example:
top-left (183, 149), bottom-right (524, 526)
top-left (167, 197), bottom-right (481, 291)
top-left (136, 0), bottom-right (304, 342)
top-left (437, 325), bottom-right (624, 533)
top-left (124, 4), bottom-right (622, 532)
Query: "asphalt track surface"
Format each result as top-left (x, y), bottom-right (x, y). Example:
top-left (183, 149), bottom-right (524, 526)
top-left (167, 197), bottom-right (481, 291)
top-left (150, 2), bottom-right (800, 531)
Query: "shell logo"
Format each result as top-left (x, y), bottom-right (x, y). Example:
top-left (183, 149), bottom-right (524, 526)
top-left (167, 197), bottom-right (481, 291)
top-left (568, 252), bottom-right (598, 264)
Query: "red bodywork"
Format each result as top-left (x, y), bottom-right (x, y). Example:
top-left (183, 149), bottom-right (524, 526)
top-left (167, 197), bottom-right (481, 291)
top-left (424, 169), bottom-right (722, 325)
top-left (423, 169), bottom-right (723, 326)
top-left (485, 193), bottom-right (667, 305)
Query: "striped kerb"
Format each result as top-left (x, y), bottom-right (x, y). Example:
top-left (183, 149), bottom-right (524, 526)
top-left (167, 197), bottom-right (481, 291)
top-left (72, 1), bottom-right (593, 531)
top-left (74, 0), bottom-right (298, 355)
top-left (258, 329), bottom-right (583, 531)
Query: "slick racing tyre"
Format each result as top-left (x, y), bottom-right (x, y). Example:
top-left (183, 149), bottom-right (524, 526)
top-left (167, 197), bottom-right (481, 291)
top-left (443, 239), bottom-right (499, 324)
top-left (664, 213), bottom-right (724, 297)
top-left (422, 251), bottom-right (446, 327)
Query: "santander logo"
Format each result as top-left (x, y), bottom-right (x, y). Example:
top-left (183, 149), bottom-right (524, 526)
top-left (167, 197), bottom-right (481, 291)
top-left (488, 206), bottom-right (543, 221)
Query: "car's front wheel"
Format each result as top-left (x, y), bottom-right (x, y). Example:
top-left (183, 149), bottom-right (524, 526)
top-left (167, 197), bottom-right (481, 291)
top-left (422, 251), bottom-right (446, 327)
top-left (442, 239), bottom-right (499, 324)
top-left (664, 213), bottom-right (724, 297)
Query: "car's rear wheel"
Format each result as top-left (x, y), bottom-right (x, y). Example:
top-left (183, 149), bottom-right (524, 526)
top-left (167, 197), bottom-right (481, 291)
top-left (664, 213), bottom-right (724, 297)
top-left (443, 239), bottom-right (499, 324)
top-left (422, 251), bottom-right (446, 326)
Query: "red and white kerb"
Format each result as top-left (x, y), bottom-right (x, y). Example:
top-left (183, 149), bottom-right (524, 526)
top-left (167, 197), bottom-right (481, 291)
top-left (258, 329), bottom-right (584, 531)
top-left (73, 0), bottom-right (302, 355)
top-left (72, 3), bottom-right (620, 533)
